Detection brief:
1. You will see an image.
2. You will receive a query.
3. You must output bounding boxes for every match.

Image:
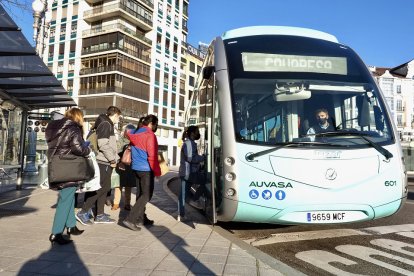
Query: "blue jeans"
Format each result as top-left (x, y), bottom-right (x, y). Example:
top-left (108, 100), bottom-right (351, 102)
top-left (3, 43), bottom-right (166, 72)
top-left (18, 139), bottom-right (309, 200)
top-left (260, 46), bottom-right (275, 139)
top-left (178, 177), bottom-right (191, 217)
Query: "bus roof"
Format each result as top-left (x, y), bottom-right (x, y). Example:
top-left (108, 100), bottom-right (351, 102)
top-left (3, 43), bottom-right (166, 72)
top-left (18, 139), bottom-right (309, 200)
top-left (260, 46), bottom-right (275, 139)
top-left (221, 26), bottom-right (339, 43)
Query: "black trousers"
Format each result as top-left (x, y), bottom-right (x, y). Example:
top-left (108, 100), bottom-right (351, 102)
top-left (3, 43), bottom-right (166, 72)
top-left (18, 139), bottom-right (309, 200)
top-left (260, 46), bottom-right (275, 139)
top-left (127, 171), bottom-right (154, 223)
top-left (81, 163), bottom-right (113, 215)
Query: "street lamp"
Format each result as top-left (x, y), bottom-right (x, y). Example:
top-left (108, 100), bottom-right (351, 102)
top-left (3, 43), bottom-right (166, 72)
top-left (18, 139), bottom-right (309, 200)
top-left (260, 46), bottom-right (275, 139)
top-left (24, 0), bottom-right (51, 175)
top-left (32, 0), bottom-right (51, 58)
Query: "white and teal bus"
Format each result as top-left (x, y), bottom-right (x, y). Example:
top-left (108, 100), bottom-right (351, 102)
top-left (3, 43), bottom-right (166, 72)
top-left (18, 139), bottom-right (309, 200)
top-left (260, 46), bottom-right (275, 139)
top-left (185, 26), bottom-right (407, 224)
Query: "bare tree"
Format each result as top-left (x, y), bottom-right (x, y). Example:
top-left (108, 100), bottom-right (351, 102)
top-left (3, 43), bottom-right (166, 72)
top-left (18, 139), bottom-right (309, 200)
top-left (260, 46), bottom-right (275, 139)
top-left (0, 0), bottom-right (32, 15)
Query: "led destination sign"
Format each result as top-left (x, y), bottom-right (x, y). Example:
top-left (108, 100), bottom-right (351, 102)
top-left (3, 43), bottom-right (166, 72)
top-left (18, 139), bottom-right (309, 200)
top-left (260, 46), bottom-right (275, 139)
top-left (242, 53), bottom-right (347, 75)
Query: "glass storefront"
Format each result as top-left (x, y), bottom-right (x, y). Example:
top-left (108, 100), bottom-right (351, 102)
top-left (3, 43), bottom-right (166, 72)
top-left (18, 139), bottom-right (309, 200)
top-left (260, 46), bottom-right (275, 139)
top-left (0, 102), bottom-right (22, 166)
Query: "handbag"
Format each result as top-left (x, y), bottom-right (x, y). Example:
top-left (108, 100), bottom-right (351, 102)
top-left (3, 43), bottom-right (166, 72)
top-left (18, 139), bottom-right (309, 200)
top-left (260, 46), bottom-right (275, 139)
top-left (48, 130), bottom-right (95, 184)
top-left (49, 154), bottom-right (95, 184)
top-left (121, 145), bottom-right (132, 165)
top-left (158, 153), bottom-right (169, 176)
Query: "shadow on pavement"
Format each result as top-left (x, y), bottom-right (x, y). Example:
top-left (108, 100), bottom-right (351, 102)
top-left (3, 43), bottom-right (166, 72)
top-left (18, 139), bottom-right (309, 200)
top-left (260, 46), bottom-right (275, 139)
top-left (0, 166), bottom-right (49, 219)
top-left (112, 176), bottom-right (215, 275)
top-left (0, 189), bottom-right (37, 219)
top-left (17, 242), bottom-right (90, 275)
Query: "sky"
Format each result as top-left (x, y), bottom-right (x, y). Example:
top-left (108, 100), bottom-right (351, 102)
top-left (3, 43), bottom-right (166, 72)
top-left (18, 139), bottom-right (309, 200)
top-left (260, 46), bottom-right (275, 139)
top-left (187, 0), bottom-right (414, 68)
top-left (6, 0), bottom-right (413, 68)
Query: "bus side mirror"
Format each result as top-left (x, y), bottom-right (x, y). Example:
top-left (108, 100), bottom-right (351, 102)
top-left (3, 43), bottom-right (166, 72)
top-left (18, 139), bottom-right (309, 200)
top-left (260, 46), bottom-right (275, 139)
top-left (203, 66), bottom-right (215, 79)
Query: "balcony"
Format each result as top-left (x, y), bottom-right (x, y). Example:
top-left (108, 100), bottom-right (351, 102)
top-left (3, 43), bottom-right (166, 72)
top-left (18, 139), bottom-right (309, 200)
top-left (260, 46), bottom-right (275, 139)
top-left (82, 43), bottom-right (151, 64)
top-left (79, 86), bottom-right (123, 95)
top-left (82, 23), bottom-right (152, 46)
top-left (79, 64), bottom-right (150, 82)
top-left (139, 0), bottom-right (154, 10)
top-left (83, 2), bottom-right (153, 32)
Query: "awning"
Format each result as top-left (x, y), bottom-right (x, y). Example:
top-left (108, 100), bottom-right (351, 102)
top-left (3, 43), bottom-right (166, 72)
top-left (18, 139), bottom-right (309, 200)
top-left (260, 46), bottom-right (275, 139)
top-left (0, 5), bottom-right (76, 110)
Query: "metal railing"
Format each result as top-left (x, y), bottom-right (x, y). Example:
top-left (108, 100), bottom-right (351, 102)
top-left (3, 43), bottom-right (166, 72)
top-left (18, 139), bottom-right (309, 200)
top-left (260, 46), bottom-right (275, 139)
top-left (82, 44), bottom-right (151, 63)
top-left (84, 2), bottom-right (153, 26)
top-left (80, 64), bottom-right (150, 82)
top-left (82, 23), bottom-right (152, 45)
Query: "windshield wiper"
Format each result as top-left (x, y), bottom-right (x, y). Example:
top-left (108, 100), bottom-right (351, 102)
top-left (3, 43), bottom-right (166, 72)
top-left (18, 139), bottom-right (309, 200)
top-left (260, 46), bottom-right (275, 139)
top-left (313, 131), bottom-right (393, 160)
top-left (246, 141), bottom-right (336, 161)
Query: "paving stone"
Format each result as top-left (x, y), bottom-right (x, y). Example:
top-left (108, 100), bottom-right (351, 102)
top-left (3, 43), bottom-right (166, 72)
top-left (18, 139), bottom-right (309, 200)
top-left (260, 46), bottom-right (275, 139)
top-left (223, 264), bottom-right (258, 276)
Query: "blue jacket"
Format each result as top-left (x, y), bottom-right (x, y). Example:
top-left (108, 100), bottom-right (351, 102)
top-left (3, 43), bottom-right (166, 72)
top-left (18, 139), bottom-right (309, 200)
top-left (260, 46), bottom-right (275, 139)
top-left (127, 126), bottom-right (161, 176)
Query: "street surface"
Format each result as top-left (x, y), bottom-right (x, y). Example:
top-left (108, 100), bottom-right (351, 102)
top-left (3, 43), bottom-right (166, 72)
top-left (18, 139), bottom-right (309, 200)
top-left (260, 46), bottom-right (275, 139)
top-left (218, 186), bottom-right (414, 276)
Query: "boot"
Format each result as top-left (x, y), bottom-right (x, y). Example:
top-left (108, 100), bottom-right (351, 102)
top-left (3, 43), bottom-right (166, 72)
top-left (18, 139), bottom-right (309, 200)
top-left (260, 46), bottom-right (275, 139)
top-left (49, 234), bottom-right (72, 245)
top-left (111, 204), bottom-right (119, 210)
top-left (67, 226), bottom-right (84, 236)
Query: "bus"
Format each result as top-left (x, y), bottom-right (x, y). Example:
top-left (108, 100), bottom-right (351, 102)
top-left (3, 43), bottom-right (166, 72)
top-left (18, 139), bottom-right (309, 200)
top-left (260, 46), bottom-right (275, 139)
top-left (185, 26), bottom-right (407, 224)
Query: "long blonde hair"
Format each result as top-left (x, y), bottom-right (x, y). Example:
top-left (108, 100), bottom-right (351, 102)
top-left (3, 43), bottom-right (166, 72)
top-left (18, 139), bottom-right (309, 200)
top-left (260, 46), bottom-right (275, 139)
top-left (65, 108), bottom-right (84, 127)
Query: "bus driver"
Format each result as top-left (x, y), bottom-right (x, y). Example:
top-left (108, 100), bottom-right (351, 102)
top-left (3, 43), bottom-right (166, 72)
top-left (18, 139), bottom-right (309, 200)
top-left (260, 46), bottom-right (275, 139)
top-left (307, 108), bottom-right (335, 135)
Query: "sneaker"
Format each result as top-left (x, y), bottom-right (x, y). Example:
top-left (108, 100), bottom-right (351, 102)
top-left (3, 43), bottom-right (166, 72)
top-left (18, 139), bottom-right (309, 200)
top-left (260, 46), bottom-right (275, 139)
top-left (189, 199), bottom-right (203, 210)
top-left (76, 210), bottom-right (93, 226)
top-left (87, 208), bottom-right (95, 219)
top-left (94, 214), bottom-right (115, 224)
top-left (123, 220), bottom-right (141, 231)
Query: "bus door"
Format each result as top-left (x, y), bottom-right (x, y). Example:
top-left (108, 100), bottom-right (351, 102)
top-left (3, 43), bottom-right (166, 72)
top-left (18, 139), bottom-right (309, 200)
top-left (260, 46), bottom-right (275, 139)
top-left (200, 68), bottom-right (218, 224)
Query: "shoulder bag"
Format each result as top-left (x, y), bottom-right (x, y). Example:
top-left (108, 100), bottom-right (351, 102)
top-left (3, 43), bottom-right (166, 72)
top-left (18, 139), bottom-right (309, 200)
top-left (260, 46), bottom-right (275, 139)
top-left (48, 130), bottom-right (95, 185)
top-left (120, 145), bottom-right (132, 165)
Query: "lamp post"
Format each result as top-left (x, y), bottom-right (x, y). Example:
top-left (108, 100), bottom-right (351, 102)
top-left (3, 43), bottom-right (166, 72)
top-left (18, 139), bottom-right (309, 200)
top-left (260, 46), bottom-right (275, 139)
top-left (24, 0), bottom-right (51, 176)
top-left (32, 0), bottom-right (52, 58)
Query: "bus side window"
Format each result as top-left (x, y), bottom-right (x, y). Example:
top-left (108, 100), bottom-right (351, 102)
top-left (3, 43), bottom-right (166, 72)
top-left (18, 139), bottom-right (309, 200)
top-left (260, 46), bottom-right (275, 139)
top-left (373, 105), bottom-right (384, 131)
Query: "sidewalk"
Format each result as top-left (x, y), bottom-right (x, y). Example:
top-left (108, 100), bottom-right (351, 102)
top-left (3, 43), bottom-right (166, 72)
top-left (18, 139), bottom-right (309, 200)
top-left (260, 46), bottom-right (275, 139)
top-left (0, 167), bottom-right (299, 276)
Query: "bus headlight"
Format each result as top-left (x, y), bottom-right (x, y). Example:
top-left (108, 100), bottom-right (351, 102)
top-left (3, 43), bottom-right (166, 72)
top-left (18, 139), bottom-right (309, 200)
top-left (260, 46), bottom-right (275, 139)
top-left (226, 188), bottom-right (236, 197)
top-left (225, 172), bottom-right (236, 182)
top-left (225, 156), bottom-right (235, 166)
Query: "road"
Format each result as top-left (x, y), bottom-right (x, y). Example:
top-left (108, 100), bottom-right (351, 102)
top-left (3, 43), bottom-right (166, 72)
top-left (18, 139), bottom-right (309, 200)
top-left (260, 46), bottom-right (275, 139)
top-left (218, 186), bottom-right (414, 276)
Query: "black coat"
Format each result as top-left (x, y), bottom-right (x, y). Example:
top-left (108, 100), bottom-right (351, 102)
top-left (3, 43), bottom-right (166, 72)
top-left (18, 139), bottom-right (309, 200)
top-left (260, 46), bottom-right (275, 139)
top-left (45, 118), bottom-right (90, 159)
top-left (45, 118), bottom-right (91, 188)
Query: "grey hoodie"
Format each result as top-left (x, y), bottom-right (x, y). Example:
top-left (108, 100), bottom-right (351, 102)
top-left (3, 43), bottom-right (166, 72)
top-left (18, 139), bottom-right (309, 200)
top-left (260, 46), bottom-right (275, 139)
top-left (93, 114), bottom-right (119, 165)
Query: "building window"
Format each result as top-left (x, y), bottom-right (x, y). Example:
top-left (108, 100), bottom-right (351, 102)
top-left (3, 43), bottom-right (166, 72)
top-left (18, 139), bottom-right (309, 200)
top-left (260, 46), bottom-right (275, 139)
top-left (397, 115), bottom-right (403, 127)
top-left (50, 26), bottom-right (55, 37)
top-left (57, 61), bottom-right (63, 74)
top-left (60, 24), bottom-right (66, 36)
top-left (71, 22), bottom-right (77, 35)
top-left (59, 43), bottom-right (65, 55)
top-left (189, 76), bottom-right (194, 87)
top-left (397, 85), bottom-right (401, 94)
top-left (397, 99), bottom-right (403, 112)
top-left (189, 61), bottom-right (195, 73)
top-left (381, 78), bottom-right (394, 97)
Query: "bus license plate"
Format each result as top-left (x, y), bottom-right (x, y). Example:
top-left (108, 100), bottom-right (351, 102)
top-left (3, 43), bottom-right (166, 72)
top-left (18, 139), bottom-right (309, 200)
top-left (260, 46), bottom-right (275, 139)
top-left (307, 211), bottom-right (349, 222)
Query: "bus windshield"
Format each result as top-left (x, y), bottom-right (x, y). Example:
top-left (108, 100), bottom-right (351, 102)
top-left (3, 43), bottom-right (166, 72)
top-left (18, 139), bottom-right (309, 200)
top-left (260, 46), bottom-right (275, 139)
top-left (224, 35), bottom-right (394, 147)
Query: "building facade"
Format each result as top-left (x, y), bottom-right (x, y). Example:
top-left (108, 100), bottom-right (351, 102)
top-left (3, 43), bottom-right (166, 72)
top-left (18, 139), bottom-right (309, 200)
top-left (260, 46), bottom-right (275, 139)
top-left (43, 0), bottom-right (194, 166)
top-left (371, 59), bottom-right (414, 140)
